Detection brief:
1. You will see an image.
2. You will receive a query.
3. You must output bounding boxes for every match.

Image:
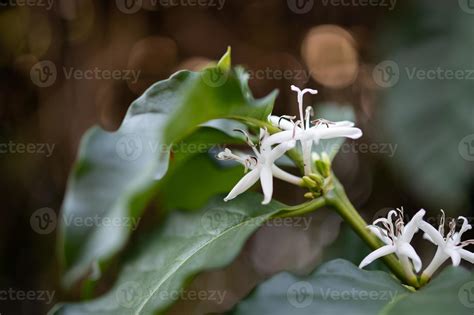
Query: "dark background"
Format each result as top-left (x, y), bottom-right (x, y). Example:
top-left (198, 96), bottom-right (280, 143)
top-left (0, 0), bottom-right (473, 314)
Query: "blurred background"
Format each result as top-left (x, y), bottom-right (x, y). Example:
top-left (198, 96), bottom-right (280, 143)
top-left (0, 0), bottom-right (473, 313)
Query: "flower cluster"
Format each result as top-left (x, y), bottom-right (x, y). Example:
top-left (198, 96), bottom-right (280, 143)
top-left (217, 85), bottom-right (363, 204)
top-left (360, 208), bottom-right (474, 282)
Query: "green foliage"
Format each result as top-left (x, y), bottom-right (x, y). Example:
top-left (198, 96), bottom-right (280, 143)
top-left (230, 259), bottom-right (408, 315)
top-left (230, 259), bottom-right (474, 315)
top-left (52, 193), bottom-right (286, 315)
top-left (58, 49), bottom-right (277, 288)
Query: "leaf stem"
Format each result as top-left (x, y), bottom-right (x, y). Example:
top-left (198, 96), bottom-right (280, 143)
top-left (275, 197), bottom-right (326, 218)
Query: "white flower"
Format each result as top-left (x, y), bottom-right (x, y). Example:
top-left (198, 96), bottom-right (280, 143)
top-left (418, 210), bottom-right (474, 278)
top-left (268, 85), bottom-right (362, 175)
top-left (217, 129), bottom-right (299, 204)
top-left (359, 208), bottom-right (425, 275)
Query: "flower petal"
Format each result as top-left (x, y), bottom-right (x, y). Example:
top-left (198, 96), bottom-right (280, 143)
top-left (310, 126), bottom-right (363, 142)
top-left (459, 248), bottom-right (474, 264)
top-left (446, 248), bottom-right (461, 266)
top-left (333, 121), bottom-right (355, 127)
top-left (224, 168), bottom-right (260, 202)
top-left (423, 232), bottom-right (436, 244)
top-left (268, 140), bottom-right (296, 163)
top-left (271, 165), bottom-right (302, 186)
top-left (359, 245), bottom-right (395, 269)
top-left (398, 242), bottom-right (422, 272)
top-left (268, 115), bottom-right (296, 131)
top-left (401, 209), bottom-right (425, 242)
top-left (367, 225), bottom-right (391, 245)
top-left (260, 165), bottom-right (273, 205)
top-left (418, 220), bottom-right (446, 246)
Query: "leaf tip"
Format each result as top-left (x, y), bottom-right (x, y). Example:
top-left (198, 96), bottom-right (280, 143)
top-left (217, 46), bottom-right (232, 71)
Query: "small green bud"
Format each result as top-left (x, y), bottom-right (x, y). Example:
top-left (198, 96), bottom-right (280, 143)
top-left (308, 173), bottom-right (324, 187)
top-left (302, 176), bottom-right (317, 188)
top-left (315, 160), bottom-right (330, 178)
top-left (321, 152), bottom-right (331, 165)
top-left (304, 192), bottom-right (315, 199)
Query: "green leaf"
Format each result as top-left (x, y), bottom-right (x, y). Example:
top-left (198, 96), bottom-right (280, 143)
top-left (59, 51), bottom-right (278, 287)
top-left (158, 153), bottom-right (242, 211)
top-left (381, 266), bottom-right (474, 315)
top-left (231, 258), bottom-right (474, 315)
top-left (230, 259), bottom-right (409, 315)
top-left (52, 193), bottom-right (287, 315)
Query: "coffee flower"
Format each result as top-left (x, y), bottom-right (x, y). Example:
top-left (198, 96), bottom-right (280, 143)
top-left (360, 208), bottom-right (426, 276)
top-left (268, 85), bottom-right (362, 175)
top-left (217, 129), bottom-right (299, 204)
top-left (419, 211), bottom-right (474, 280)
